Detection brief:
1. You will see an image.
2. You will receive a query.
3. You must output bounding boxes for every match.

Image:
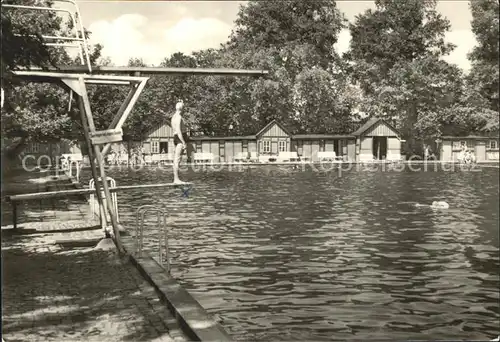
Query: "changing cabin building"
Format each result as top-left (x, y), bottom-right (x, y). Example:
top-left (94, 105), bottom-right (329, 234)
top-left (439, 135), bottom-right (499, 162)
top-left (128, 117), bottom-right (404, 163)
top-left (351, 118), bottom-right (402, 162)
top-left (16, 117), bottom-right (409, 164)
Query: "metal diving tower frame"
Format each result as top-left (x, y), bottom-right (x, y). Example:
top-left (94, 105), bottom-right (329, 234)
top-left (1, 0), bottom-right (268, 253)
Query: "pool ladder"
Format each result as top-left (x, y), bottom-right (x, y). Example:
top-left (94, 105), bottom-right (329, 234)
top-left (135, 205), bottom-right (170, 273)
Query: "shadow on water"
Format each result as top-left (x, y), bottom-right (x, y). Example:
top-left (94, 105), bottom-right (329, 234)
top-left (79, 166), bottom-right (500, 341)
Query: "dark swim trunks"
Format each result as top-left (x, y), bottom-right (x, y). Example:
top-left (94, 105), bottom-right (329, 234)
top-left (174, 133), bottom-right (189, 146)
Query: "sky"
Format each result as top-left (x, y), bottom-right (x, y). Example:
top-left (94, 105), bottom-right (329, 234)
top-left (68, 1), bottom-right (476, 71)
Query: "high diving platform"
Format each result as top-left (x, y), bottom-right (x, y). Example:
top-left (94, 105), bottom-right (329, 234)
top-left (2, 0), bottom-right (268, 253)
top-left (13, 65), bottom-right (269, 77)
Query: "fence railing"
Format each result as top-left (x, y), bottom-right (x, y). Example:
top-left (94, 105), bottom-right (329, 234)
top-left (89, 177), bottom-right (119, 231)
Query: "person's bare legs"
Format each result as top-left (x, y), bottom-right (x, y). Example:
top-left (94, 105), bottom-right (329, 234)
top-left (173, 143), bottom-right (185, 184)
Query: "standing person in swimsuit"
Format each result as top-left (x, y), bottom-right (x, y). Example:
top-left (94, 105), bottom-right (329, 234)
top-left (171, 100), bottom-right (189, 184)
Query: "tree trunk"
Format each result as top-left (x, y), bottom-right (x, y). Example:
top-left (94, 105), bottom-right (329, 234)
top-left (1, 136), bottom-right (28, 174)
top-left (402, 103), bottom-right (421, 159)
top-left (3, 136), bottom-right (28, 160)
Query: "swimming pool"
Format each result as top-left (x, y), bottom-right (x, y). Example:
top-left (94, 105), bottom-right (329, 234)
top-left (82, 165), bottom-right (499, 340)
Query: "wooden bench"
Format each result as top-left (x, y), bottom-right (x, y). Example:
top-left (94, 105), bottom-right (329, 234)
top-left (193, 152), bottom-right (214, 164)
top-left (238, 152), bottom-right (259, 163)
top-left (249, 152), bottom-right (259, 163)
top-left (151, 153), bottom-right (174, 164)
top-left (234, 152), bottom-right (249, 162)
top-left (278, 151), bottom-right (300, 162)
top-left (317, 151), bottom-right (343, 162)
top-left (258, 155), bottom-right (276, 163)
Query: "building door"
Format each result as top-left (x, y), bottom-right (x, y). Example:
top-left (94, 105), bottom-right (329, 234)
top-left (271, 141), bottom-right (278, 154)
top-left (334, 140), bottom-right (340, 156)
top-left (159, 142), bottom-right (168, 154)
top-left (372, 137), bottom-right (388, 160)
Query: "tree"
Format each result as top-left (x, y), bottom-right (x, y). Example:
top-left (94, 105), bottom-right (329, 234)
top-left (1, 0), bottom-right (102, 162)
top-left (346, 0), bottom-right (454, 91)
top-left (293, 68), bottom-right (358, 133)
top-left (228, 0), bottom-right (345, 71)
top-left (220, 0), bottom-right (350, 134)
top-left (1, 0), bottom-right (70, 163)
top-left (467, 0), bottom-right (499, 113)
top-left (345, 0), bottom-right (466, 155)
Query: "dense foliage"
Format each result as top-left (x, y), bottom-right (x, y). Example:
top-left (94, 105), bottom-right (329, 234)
top-left (467, 0), bottom-right (499, 132)
top-left (1, 0), bottom-right (102, 158)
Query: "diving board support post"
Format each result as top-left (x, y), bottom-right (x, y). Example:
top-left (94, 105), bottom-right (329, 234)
top-left (77, 77), bottom-right (124, 253)
top-left (59, 72), bottom-right (150, 158)
top-left (101, 78), bottom-right (148, 157)
top-left (76, 90), bottom-right (108, 232)
top-left (89, 177), bottom-right (119, 231)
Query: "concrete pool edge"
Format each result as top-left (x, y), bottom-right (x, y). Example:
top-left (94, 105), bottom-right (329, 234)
top-left (121, 236), bottom-right (232, 342)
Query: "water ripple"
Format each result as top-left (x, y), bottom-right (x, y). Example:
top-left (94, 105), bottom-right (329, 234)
top-left (81, 167), bottom-right (499, 341)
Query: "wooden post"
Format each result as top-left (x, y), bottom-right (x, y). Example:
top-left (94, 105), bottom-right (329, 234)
top-left (78, 77), bottom-right (124, 254)
top-left (77, 98), bottom-right (108, 232)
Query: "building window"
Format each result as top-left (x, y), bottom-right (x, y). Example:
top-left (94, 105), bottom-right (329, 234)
top-left (26, 143), bottom-right (40, 153)
top-left (489, 140), bottom-right (498, 149)
top-left (453, 140), bottom-right (470, 150)
top-left (196, 141), bottom-right (202, 152)
top-left (242, 140), bottom-right (248, 152)
top-left (151, 141), bottom-right (159, 154)
top-left (263, 141), bottom-right (271, 153)
top-left (279, 140), bottom-right (286, 152)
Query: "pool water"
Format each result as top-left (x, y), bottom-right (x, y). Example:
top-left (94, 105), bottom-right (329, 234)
top-left (82, 165), bottom-right (499, 341)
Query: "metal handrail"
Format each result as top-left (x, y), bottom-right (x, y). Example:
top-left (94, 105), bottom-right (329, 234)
top-left (89, 177), bottom-right (119, 226)
top-left (41, 0), bottom-right (92, 72)
top-left (136, 206), bottom-right (170, 273)
top-left (2, 0), bottom-right (92, 72)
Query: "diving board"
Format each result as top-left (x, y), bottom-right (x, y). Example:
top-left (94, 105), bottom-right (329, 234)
top-left (6, 182), bottom-right (193, 202)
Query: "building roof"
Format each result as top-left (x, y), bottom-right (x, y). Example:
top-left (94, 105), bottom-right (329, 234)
top-left (292, 134), bottom-right (354, 140)
top-left (255, 120), bottom-right (291, 137)
top-left (143, 118), bottom-right (403, 141)
top-left (351, 117), bottom-right (399, 137)
top-left (441, 135), bottom-right (498, 140)
top-left (190, 135), bottom-right (256, 141)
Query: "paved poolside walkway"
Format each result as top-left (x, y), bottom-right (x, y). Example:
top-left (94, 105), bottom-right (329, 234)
top-left (1, 170), bottom-right (187, 341)
top-left (1, 169), bottom-right (97, 230)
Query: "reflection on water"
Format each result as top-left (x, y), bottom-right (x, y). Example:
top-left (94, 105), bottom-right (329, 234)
top-left (82, 166), bottom-right (499, 341)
